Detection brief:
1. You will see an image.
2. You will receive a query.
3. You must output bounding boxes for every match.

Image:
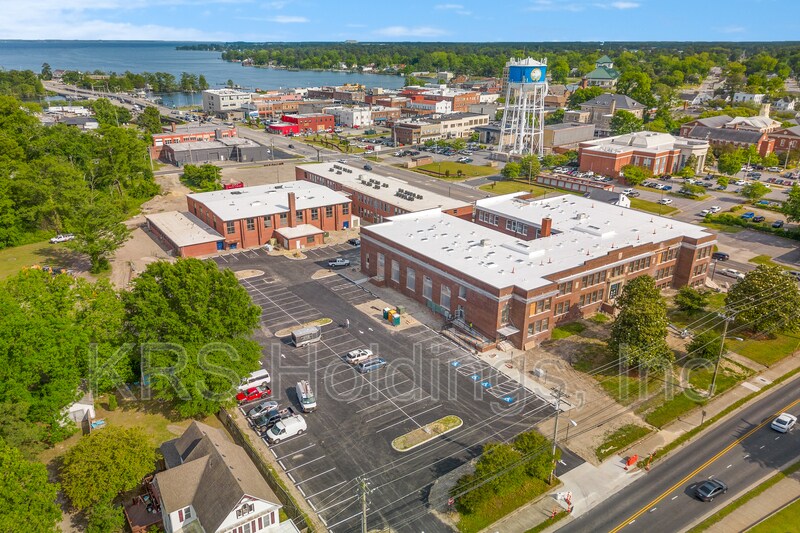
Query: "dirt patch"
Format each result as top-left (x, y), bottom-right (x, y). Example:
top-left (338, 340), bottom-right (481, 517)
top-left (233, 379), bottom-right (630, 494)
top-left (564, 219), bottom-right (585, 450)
top-left (354, 299), bottom-right (420, 332)
top-left (235, 269), bottom-right (264, 280)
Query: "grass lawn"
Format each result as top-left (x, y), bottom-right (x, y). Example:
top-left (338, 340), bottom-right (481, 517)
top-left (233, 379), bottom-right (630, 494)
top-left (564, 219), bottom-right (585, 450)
top-left (415, 161), bottom-right (496, 179)
top-left (630, 197), bottom-right (679, 215)
top-left (687, 365), bottom-right (745, 396)
top-left (303, 136), bottom-right (364, 154)
top-left (595, 424), bottom-right (653, 461)
top-left (668, 192), bottom-right (710, 201)
top-left (599, 374), bottom-right (657, 406)
top-left (479, 180), bottom-right (549, 197)
top-left (728, 332), bottom-right (800, 367)
top-left (524, 510), bottom-right (569, 533)
top-left (457, 477), bottom-right (552, 533)
top-left (551, 322), bottom-right (586, 340)
top-left (643, 393), bottom-right (704, 428)
top-left (700, 221), bottom-right (745, 233)
top-left (392, 415), bottom-right (462, 451)
top-left (0, 241), bottom-right (79, 280)
top-left (750, 499), bottom-right (800, 533)
top-left (748, 254), bottom-right (791, 270)
top-left (589, 313), bottom-right (611, 324)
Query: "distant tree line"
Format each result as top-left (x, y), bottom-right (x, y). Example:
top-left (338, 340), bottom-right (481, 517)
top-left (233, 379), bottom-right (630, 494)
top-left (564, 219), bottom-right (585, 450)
top-left (0, 69), bottom-right (45, 98)
top-left (60, 70), bottom-right (209, 93)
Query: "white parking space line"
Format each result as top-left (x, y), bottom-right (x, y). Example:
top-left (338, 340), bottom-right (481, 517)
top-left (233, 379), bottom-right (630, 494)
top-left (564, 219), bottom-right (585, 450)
top-left (275, 443), bottom-right (317, 461)
top-left (284, 455), bottom-right (327, 474)
top-left (315, 495), bottom-right (358, 514)
top-left (264, 432), bottom-right (307, 448)
top-left (376, 405), bottom-right (442, 433)
top-left (294, 467), bottom-right (337, 486)
top-left (363, 397), bottom-right (431, 423)
top-left (326, 512), bottom-right (362, 530)
top-left (305, 480), bottom-right (350, 500)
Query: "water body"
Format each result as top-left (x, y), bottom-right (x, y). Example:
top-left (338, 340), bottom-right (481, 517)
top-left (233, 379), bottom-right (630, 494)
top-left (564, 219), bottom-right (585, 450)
top-left (0, 40), bottom-right (405, 91)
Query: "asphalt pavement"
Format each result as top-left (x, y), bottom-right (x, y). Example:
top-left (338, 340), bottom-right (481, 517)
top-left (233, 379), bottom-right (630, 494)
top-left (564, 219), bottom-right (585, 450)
top-left (558, 379), bottom-right (800, 533)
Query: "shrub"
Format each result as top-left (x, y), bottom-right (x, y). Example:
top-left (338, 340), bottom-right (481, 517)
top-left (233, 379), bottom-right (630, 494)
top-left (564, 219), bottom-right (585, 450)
top-left (107, 394), bottom-right (118, 411)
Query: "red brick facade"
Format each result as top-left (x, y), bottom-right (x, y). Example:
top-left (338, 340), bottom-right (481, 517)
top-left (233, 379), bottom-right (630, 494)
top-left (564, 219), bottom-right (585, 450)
top-left (151, 126), bottom-right (237, 160)
top-left (281, 113), bottom-right (335, 133)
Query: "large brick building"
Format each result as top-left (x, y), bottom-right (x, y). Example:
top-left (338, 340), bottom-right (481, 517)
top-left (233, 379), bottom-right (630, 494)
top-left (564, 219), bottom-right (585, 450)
top-left (150, 125), bottom-right (238, 160)
top-left (296, 163), bottom-right (473, 223)
top-left (185, 181), bottom-right (353, 251)
top-left (578, 131), bottom-right (709, 179)
top-left (679, 114), bottom-right (780, 157)
top-left (280, 113), bottom-right (335, 133)
top-left (360, 192), bottom-right (715, 350)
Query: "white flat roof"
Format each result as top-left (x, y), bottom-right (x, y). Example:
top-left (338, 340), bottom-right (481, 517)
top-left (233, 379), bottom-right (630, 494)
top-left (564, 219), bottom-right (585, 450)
top-left (146, 211), bottom-right (222, 248)
top-left (188, 180), bottom-right (350, 222)
top-left (365, 193), bottom-right (714, 291)
top-left (297, 163), bottom-right (470, 213)
top-left (276, 224), bottom-right (324, 239)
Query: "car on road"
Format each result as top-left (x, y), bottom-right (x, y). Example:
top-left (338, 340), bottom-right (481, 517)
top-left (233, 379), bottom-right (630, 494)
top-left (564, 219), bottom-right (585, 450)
top-left (711, 252), bottom-right (730, 261)
top-left (345, 348), bottom-right (374, 364)
top-left (721, 268), bottom-right (745, 280)
top-left (699, 209), bottom-right (710, 216)
top-left (773, 220), bottom-right (785, 228)
top-left (770, 412), bottom-right (797, 433)
top-left (328, 257), bottom-right (351, 268)
top-left (246, 401), bottom-right (279, 419)
top-left (236, 385), bottom-right (272, 404)
top-left (709, 206), bottom-right (721, 213)
top-left (363, 164), bottom-right (373, 171)
top-left (627, 191), bottom-right (641, 197)
top-left (740, 212), bottom-right (755, 220)
top-left (622, 188), bottom-right (634, 195)
top-left (695, 479), bottom-right (728, 502)
top-left (50, 234), bottom-right (75, 244)
top-left (348, 238), bottom-right (361, 246)
top-left (753, 215), bottom-right (766, 223)
top-left (658, 198), bottom-right (673, 205)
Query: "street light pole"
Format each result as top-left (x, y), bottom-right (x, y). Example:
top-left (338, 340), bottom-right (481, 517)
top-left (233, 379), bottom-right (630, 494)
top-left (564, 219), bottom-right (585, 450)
top-left (709, 313), bottom-right (734, 398)
top-left (549, 388), bottom-right (569, 485)
top-left (565, 419), bottom-right (577, 444)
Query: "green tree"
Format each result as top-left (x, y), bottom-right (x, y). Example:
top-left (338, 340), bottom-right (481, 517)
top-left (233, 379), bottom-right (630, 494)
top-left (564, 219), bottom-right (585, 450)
top-left (677, 165), bottom-right (695, 179)
top-left (674, 286), bottom-right (710, 314)
top-left (40, 63), bottom-right (53, 81)
top-left (717, 176), bottom-right (729, 188)
top-left (725, 265), bottom-right (800, 334)
top-left (616, 70), bottom-right (655, 107)
top-left (568, 86), bottom-right (604, 109)
top-left (545, 108), bottom-right (565, 125)
top-left (610, 110), bottom-right (643, 135)
top-left (66, 195), bottom-right (131, 273)
top-left (89, 98), bottom-right (131, 127)
top-left (762, 152), bottom-right (780, 168)
top-left (740, 181), bottom-right (770, 201)
top-left (621, 164), bottom-right (652, 185)
top-left (0, 439), bottom-right (61, 532)
top-left (85, 500), bottom-right (125, 533)
top-left (687, 330), bottom-right (725, 361)
top-left (123, 258), bottom-right (263, 417)
top-left (609, 276), bottom-right (673, 371)
top-left (226, 79), bottom-right (235, 88)
top-left (181, 163), bottom-right (222, 192)
top-left (717, 151), bottom-right (744, 176)
top-left (60, 426), bottom-right (157, 510)
top-left (513, 430), bottom-right (559, 480)
top-left (681, 183), bottom-right (706, 197)
top-left (136, 106), bottom-right (162, 135)
top-left (519, 154), bottom-right (541, 184)
top-left (501, 162), bottom-right (521, 180)
top-left (781, 184), bottom-right (800, 222)
top-left (550, 58), bottom-right (570, 83)
top-left (198, 74), bottom-right (209, 90)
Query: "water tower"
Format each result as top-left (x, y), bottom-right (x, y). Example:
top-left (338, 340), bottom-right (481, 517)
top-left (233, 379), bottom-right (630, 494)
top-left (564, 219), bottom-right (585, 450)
top-left (498, 57), bottom-right (548, 157)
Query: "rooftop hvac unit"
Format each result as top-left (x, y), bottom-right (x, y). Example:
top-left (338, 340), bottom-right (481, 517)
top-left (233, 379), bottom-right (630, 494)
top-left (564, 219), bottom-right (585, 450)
top-left (329, 167), bottom-right (334, 171)
top-left (382, 183), bottom-right (389, 188)
top-left (416, 194), bottom-right (422, 199)
top-left (373, 185), bottom-right (380, 189)
top-left (336, 171), bottom-right (342, 174)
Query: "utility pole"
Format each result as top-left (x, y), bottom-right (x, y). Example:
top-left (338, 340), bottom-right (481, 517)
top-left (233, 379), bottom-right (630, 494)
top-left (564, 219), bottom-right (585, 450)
top-left (549, 387), bottom-right (569, 484)
top-left (710, 313), bottom-right (734, 398)
top-left (358, 476), bottom-right (370, 533)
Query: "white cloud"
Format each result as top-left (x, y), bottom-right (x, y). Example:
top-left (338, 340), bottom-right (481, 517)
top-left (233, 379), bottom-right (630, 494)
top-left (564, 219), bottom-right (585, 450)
top-left (435, 3), bottom-right (463, 8)
top-left (526, 0), bottom-right (585, 12)
top-left (373, 26), bottom-right (448, 38)
top-left (609, 1), bottom-right (640, 8)
top-left (267, 15), bottom-right (309, 23)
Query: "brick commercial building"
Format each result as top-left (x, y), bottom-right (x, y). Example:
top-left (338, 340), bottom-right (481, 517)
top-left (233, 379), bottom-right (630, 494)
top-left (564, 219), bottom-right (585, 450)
top-left (680, 114), bottom-right (780, 157)
top-left (360, 192), bottom-right (715, 350)
top-left (578, 131), bottom-right (709, 179)
top-left (369, 105), bottom-right (402, 123)
top-left (296, 162), bottom-right (473, 223)
top-left (145, 211), bottom-right (224, 257)
top-left (151, 125), bottom-right (238, 160)
top-left (161, 137), bottom-right (272, 166)
top-left (185, 181), bottom-right (353, 251)
top-left (770, 125), bottom-right (800, 154)
top-left (280, 113), bottom-right (335, 133)
top-left (400, 87), bottom-right (480, 113)
top-left (393, 120), bottom-right (442, 145)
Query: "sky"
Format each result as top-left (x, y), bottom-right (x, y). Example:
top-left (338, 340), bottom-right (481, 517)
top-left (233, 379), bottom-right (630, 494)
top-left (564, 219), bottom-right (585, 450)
top-left (1, 0), bottom-right (798, 42)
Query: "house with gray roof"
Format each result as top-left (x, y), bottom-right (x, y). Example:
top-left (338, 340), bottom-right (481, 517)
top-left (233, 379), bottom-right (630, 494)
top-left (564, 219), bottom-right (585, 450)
top-left (583, 56), bottom-right (620, 88)
top-left (154, 421), bottom-right (300, 533)
top-left (564, 93), bottom-right (645, 137)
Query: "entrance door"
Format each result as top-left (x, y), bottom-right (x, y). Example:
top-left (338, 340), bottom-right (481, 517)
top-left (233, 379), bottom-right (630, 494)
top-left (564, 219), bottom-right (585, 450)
top-left (608, 282), bottom-right (622, 300)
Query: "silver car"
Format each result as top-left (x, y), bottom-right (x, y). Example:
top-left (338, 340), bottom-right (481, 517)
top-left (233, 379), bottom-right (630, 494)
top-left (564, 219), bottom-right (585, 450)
top-left (345, 348), bottom-right (373, 364)
top-left (771, 413), bottom-right (797, 433)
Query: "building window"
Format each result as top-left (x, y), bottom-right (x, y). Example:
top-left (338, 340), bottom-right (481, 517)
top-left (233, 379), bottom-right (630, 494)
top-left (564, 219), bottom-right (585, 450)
top-left (555, 301), bottom-right (570, 315)
top-left (581, 271), bottom-right (606, 288)
top-left (608, 282), bottom-right (622, 299)
top-left (610, 265), bottom-right (625, 277)
top-left (477, 210), bottom-right (500, 226)
top-left (533, 298), bottom-right (551, 315)
top-left (279, 213), bottom-right (287, 226)
top-left (458, 286), bottom-right (467, 300)
top-left (391, 260), bottom-right (400, 283)
top-left (441, 285), bottom-right (451, 309)
top-left (579, 289), bottom-right (604, 307)
top-left (306, 236), bottom-right (315, 244)
top-left (326, 206), bottom-right (333, 217)
top-left (246, 218), bottom-right (255, 231)
top-left (528, 318), bottom-right (550, 335)
top-left (505, 219), bottom-right (528, 236)
top-left (557, 281), bottom-right (572, 296)
top-left (500, 301), bottom-right (510, 325)
top-left (693, 263), bottom-right (708, 276)
top-left (235, 503), bottom-right (255, 519)
top-left (311, 208), bottom-right (319, 221)
top-left (226, 221), bottom-right (235, 235)
top-left (697, 246), bottom-right (711, 259)
top-left (407, 268), bottom-right (416, 291)
top-left (343, 204), bottom-right (350, 215)
top-left (296, 210), bottom-right (304, 222)
top-left (263, 216), bottom-right (272, 228)
top-left (423, 276), bottom-right (433, 300)
top-left (628, 257), bottom-right (652, 273)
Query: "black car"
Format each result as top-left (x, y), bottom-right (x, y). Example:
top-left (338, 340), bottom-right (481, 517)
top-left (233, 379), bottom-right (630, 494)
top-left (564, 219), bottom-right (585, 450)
top-left (364, 164), bottom-right (373, 171)
top-left (251, 407), bottom-right (296, 432)
top-left (712, 252), bottom-right (730, 261)
top-left (348, 238), bottom-right (361, 246)
top-left (695, 479), bottom-right (728, 502)
top-left (773, 220), bottom-right (785, 228)
top-left (753, 215), bottom-right (766, 223)
top-left (288, 143), bottom-right (295, 148)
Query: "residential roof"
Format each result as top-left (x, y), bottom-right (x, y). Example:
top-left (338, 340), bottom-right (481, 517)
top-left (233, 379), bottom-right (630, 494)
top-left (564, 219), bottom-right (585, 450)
top-left (188, 180), bottom-right (351, 222)
top-left (685, 125), bottom-right (765, 144)
top-left (363, 193), bottom-right (713, 292)
top-left (548, 84), bottom-right (569, 96)
top-left (596, 55), bottom-right (613, 65)
top-left (156, 421), bottom-right (281, 533)
top-left (582, 93), bottom-right (643, 110)
top-left (584, 66), bottom-right (620, 81)
top-left (145, 211), bottom-right (223, 248)
top-left (689, 115), bottom-right (733, 128)
top-left (297, 163), bottom-right (471, 213)
top-left (726, 116), bottom-right (781, 130)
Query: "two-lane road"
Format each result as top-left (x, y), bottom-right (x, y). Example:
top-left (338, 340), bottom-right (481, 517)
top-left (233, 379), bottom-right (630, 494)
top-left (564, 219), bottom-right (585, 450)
top-left (560, 379), bottom-right (800, 533)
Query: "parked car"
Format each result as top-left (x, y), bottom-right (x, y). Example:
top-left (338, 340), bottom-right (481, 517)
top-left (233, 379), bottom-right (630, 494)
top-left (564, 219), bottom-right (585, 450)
top-left (694, 479), bottom-right (728, 502)
top-left (264, 414), bottom-right (307, 444)
top-left (363, 164), bottom-right (373, 171)
top-left (328, 258), bottom-right (351, 268)
top-left (662, 185), bottom-right (673, 191)
top-left (50, 234), bottom-right (75, 244)
top-left (356, 357), bottom-right (387, 373)
top-left (253, 407), bottom-right (297, 433)
top-left (753, 215), bottom-right (766, 223)
top-left (722, 268), bottom-right (745, 280)
top-left (627, 191), bottom-right (641, 197)
top-left (246, 401), bottom-right (279, 419)
top-left (709, 206), bottom-right (721, 213)
top-left (773, 220), bottom-right (785, 228)
top-left (658, 198), bottom-right (673, 205)
top-left (711, 252), bottom-right (730, 261)
top-left (348, 238), bottom-right (361, 246)
top-left (345, 348), bottom-right (374, 364)
top-left (622, 188), bottom-right (634, 195)
top-left (236, 385), bottom-right (271, 404)
top-left (699, 209), bottom-right (711, 216)
top-left (770, 412), bottom-right (797, 433)
top-left (767, 166), bottom-right (781, 172)
top-left (740, 212), bottom-right (755, 220)
top-left (735, 180), bottom-right (747, 186)
top-left (238, 369), bottom-right (271, 392)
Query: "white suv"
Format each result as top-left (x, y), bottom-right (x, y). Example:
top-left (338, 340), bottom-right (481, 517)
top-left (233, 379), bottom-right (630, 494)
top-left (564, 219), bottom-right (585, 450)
top-left (345, 348), bottom-right (373, 364)
top-left (49, 234), bottom-right (75, 244)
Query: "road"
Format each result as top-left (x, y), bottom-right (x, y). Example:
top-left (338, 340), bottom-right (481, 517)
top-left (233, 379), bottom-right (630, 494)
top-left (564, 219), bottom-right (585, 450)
top-left (559, 379), bottom-right (800, 533)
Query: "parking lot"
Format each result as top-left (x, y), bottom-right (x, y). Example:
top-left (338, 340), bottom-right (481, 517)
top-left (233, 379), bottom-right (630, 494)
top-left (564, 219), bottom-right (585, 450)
top-left (213, 247), bottom-right (578, 532)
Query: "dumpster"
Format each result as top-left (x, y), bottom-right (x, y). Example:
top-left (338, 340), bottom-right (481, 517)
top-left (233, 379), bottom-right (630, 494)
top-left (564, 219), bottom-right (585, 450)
top-left (395, 305), bottom-right (406, 315)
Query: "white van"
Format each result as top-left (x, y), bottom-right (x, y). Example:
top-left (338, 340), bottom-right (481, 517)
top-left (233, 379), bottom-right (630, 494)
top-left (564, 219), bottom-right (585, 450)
top-left (238, 369), bottom-right (271, 392)
top-left (265, 415), bottom-right (307, 443)
top-left (296, 380), bottom-right (316, 412)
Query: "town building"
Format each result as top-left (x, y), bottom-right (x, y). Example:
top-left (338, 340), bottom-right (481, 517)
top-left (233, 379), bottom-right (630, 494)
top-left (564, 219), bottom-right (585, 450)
top-left (359, 192), bottom-right (715, 350)
top-left (544, 85), bottom-right (572, 108)
top-left (679, 113), bottom-right (778, 156)
top-left (242, 99), bottom-right (300, 119)
top-left (296, 162), bottom-right (473, 223)
top-left (544, 123), bottom-right (596, 152)
top-left (732, 92), bottom-right (765, 104)
top-left (400, 86), bottom-right (480, 113)
top-left (392, 120), bottom-right (442, 145)
top-left (280, 113), bottom-right (335, 133)
top-left (578, 131), bottom-right (709, 178)
top-left (306, 85), bottom-right (366, 103)
top-left (565, 93), bottom-right (645, 137)
top-left (407, 99), bottom-right (453, 114)
top-left (201, 89), bottom-right (251, 116)
top-left (150, 125), bottom-right (238, 160)
top-left (773, 97), bottom-right (796, 112)
top-left (161, 137), bottom-right (272, 166)
top-left (153, 421), bottom-right (301, 533)
top-left (582, 56), bottom-right (621, 88)
top-left (434, 112), bottom-right (490, 139)
top-left (184, 180), bottom-right (353, 251)
top-left (145, 211), bottom-right (224, 257)
top-left (369, 105), bottom-right (402, 124)
top-left (769, 125), bottom-right (800, 154)
top-left (678, 91), bottom-right (714, 107)
top-left (325, 106), bottom-right (373, 128)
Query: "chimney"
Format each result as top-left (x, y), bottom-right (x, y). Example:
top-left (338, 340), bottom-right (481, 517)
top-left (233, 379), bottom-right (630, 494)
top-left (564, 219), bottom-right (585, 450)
top-left (759, 102), bottom-right (770, 117)
top-left (215, 128), bottom-right (222, 140)
top-left (287, 192), bottom-right (297, 227)
top-left (171, 122), bottom-right (176, 132)
top-left (540, 217), bottom-right (552, 238)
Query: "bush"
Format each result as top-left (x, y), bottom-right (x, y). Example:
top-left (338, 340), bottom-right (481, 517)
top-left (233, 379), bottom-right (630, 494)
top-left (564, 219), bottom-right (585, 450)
top-left (106, 394), bottom-right (118, 411)
top-left (708, 213), bottom-right (800, 242)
